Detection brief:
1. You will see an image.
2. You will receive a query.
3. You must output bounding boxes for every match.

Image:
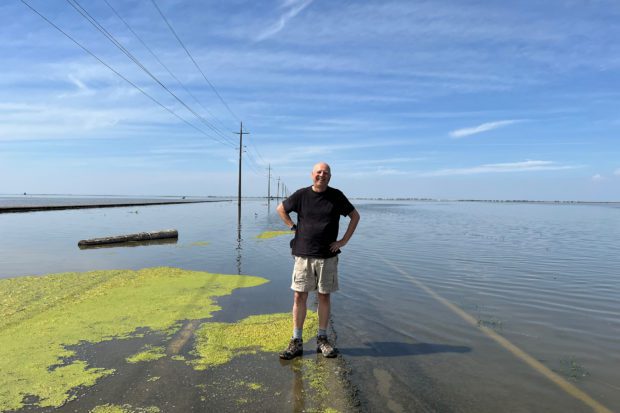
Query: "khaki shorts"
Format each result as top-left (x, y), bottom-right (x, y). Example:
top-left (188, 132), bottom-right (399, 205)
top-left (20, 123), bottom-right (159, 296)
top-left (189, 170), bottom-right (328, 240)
top-left (291, 256), bottom-right (339, 294)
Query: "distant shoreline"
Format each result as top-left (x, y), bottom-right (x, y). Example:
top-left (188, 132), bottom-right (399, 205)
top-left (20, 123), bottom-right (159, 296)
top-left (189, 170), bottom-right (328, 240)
top-left (1, 194), bottom-right (618, 207)
top-left (351, 198), bottom-right (620, 204)
top-left (0, 199), bottom-right (229, 214)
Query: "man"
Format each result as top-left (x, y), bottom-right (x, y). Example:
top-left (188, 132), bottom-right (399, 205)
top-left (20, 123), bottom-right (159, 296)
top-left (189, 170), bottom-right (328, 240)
top-left (276, 162), bottom-right (360, 359)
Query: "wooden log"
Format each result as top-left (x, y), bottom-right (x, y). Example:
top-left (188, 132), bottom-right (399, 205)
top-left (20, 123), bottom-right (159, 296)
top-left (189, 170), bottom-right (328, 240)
top-left (78, 237), bottom-right (178, 250)
top-left (78, 229), bottom-right (178, 246)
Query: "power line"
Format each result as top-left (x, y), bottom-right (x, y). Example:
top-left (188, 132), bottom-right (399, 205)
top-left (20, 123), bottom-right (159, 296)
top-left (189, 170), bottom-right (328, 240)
top-left (26, 0), bottom-right (275, 183)
top-left (102, 0), bottom-right (233, 136)
top-left (137, 0), bottom-right (272, 179)
top-left (21, 0), bottom-right (230, 147)
top-left (246, 135), bottom-right (268, 165)
top-left (150, 0), bottom-right (240, 123)
top-left (244, 149), bottom-right (263, 174)
top-left (65, 0), bottom-right (237, 148)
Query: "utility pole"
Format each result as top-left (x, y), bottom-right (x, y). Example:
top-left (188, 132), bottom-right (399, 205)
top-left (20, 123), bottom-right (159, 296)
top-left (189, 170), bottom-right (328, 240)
top-left (234, 122), bottom-right (248, 213)
top-left (267, 164), bottom-right (271, 199)
top-left (276, 177), bottom-right (280, 199)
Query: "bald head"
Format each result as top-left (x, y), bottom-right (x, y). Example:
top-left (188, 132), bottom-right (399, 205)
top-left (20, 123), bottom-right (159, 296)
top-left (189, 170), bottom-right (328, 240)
top-left (311, 162), bottom-right (331, 192)
top-left (312, 162), bottom-right (331, 174)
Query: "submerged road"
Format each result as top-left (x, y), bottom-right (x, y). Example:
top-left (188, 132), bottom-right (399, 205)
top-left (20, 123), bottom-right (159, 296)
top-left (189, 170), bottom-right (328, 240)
top-left (0, 199), bottom-right (229, 214)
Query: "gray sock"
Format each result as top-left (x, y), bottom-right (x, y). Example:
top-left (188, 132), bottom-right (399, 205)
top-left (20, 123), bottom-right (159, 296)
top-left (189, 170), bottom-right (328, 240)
top-left (293, 328), bottom-right (303, 340)
top-left (318, 328), bottom-right (327, 337)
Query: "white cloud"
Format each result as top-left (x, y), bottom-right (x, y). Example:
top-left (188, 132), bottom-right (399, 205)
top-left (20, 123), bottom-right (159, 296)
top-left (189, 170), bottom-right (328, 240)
top-left (592, 174), bottom-right (604, 182)
top-left (614, 168), bottom-right (620, 176)
top-left (256, 0), bottom-right (314, 41)
top-left (449, 120), bottom-right (521, 138)
top-left (422, 160), bottom-right (581, 177)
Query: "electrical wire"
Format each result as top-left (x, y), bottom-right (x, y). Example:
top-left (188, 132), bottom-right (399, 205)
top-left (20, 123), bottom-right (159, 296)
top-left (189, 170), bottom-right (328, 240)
top-left (102, 0), bottom-right (233, 136)
top-left (26, 0), bottom-right (273, 185)
top-left (66, 0), bottom-right (237, 148)
top-left (150, 0), bottom-right (240, 123)
top-left (244, 150), bottom-right (264, 175)
top-left (20, 0), bottom-right (231, 147)
top-left (148, 1), bottom-right (275, 181)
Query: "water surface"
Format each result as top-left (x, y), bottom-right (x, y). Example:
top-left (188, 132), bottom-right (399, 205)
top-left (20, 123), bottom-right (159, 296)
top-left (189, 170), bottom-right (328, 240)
top-left (1, 199), bottom-right (618, 412)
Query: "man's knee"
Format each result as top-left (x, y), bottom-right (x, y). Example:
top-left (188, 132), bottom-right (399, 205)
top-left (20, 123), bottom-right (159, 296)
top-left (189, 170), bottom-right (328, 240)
top-left (317, 292), bottom-right (330, 302)
top-left (294, 291), bottom-right (308, 304)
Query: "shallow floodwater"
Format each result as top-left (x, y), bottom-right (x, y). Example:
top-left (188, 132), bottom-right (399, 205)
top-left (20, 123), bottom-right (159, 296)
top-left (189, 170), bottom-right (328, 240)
top-left (1, 198), bottom-right (619, 412)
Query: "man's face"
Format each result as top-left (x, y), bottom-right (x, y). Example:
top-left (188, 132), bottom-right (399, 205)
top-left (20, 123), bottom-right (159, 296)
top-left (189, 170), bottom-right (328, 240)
top-left (311, 163), bottom-right (331, 188)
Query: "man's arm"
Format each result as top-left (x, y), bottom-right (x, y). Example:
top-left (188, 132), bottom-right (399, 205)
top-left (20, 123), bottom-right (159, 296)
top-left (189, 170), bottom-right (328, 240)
top-left (329, 208), bottom-right (360, 253)
top-left (276, 202), bottom-right (296, 229)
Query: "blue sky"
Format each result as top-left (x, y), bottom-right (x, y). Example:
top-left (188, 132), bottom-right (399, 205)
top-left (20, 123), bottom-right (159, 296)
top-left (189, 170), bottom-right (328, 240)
top-left (1, 0), bottom-right (619, 200)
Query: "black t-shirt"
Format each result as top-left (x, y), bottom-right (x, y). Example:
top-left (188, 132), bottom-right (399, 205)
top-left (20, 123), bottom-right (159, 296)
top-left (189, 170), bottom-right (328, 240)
top-left (283, 186), bottom-right (355, 258)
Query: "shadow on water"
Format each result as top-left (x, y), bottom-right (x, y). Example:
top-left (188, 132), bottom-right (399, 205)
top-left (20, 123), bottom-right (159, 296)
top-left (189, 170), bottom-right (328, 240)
top-left (341, 341), bottom-right (471, 357)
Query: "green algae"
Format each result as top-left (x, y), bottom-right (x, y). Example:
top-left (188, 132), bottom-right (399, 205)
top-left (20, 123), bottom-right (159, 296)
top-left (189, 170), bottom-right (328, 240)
top-left (256, 230), bottom-right (292, 239)
top-left (302, 358), bottom-right (330, 399)
top-left (90, 404), bottom-right (160, 413)
top-left (0, 267), bottom-right (268, 411)
top-left (247, 382), bottom-right (263, 391)
top-left (91, 405), bottom-right (130, 413)
top-left (236, 380), bottom-right (263, 391)
top-left (292, 357), bottom-right (350, 413)
top-left (126, 346), bottom-right (166, 364)
top-left (190, 311), bottom-right (319, 369)
top-left (190, 241), bottom-right (210, 247)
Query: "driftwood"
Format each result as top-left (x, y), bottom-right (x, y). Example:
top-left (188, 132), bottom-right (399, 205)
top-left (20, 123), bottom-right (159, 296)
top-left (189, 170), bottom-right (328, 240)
top-left (78, 237), bottom-right (177, 250)
top-left (78, 229), bottom-right (178, 247)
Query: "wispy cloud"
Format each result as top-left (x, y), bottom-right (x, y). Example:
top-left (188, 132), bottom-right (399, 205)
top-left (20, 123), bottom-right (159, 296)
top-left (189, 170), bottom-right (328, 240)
top-left (592, 174), bottom-right (604, 182)
top-left (259, 139), bottom-right (417, 167)
top-left (614, 168), bottom-right (620, 176)
top-left (449, 120), bottom-right (522, 138)
top-left (346, 167), bottom-right (409, 178)
top-left (58, 75), bottom-right (94, 99)
top-left (421, 160), bottom-right (581, 177)
top-left (256, 0), bottom-right (314, 41)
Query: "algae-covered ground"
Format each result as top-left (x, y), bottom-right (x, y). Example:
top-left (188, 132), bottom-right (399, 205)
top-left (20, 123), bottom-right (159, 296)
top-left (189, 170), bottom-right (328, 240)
top-left (0, 267), bottom-right (266, 411)
top-left (256, 230), bottom-right (292, 239)
top-left (0, 267), bottom-right (357, 412)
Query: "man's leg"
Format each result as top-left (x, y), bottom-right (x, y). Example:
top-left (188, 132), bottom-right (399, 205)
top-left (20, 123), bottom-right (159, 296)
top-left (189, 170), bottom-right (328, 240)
top-left (293, 291), bottom-right (309, 336)
top-left (317, 292), bottom-right (330, 334)
top-left (316, 292), bottom-right (337, 357)
top-left (280, 291), bottom-right (308, 360)
top-left (316, 256), bottom-right (338, 358)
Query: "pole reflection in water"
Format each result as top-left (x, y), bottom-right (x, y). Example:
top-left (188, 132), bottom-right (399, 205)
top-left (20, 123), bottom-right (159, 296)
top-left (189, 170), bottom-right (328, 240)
top-left (267, 198), bottom-right (273, 224)
top-left (236, 208), bottom-right (242, 275)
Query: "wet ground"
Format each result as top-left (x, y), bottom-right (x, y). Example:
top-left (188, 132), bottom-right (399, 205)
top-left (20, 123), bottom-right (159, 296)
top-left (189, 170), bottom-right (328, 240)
top-left (12, 327), bottom-right (357, 413)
